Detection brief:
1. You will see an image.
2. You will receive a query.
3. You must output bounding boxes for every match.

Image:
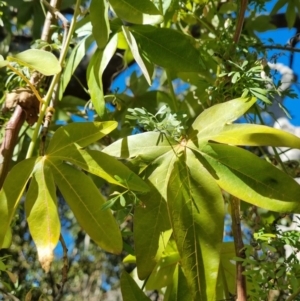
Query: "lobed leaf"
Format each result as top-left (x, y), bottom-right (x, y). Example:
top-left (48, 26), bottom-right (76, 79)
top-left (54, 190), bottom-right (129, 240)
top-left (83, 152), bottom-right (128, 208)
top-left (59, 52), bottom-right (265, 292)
top-left (50, 161), bottom-right (122, 254)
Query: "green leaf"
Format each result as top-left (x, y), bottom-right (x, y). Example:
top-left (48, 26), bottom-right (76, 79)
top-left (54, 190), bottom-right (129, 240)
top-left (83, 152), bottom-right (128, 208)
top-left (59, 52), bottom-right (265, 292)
top-left (8, 49), bottom-right (61, 76)
top-left (87, 49), bottom-right (105, 117)
top-left (50, 161), bottom-right (122, 254)
top-left (46, 121), bottom-right (117, 156)
top-left (134, 191), bottom-right (171, 279)
top-left (164, 264), bottom-right (192, 301)
top-left (25, 158), bottom-right (60, 272)
top-left (189, 97), bottom-right (256, 143)
top-left (216, 243), bottom-right (236, 299)
top-left (102, 132), bottom-right (175, 161)
top-left (51, 148), bottom-right (149, 192)
top-left (110, 0), bottom-right (163, 25)
top-left (207, 123), bottom-right (300, 148)
top-left (87, 35), bottom-right (118, 117)
top-left (90, 0), bottom-right (109, 49)
top-left (120, 271), bottom-right (151, 301)
top-left (60, 34), bottom-right (94, 98)
top-left (198, 143), bottom-right (300, 212)
top-left (129, 25), bottom-right (204, 72)
top-left (0, 157), bottom-right (36, 248)
top-left (167, 151), bottom-right (224, 301)
top-left (145, 239), bottom-right (179, 290)
top-left (286, 2), bottom-right (296, 29)
top-left (122, 26), bottom-right (151, 85)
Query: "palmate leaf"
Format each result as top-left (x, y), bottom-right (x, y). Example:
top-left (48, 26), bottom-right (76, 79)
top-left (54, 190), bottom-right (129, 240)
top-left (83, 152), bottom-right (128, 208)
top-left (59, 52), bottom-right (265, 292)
top-left (49, 161), bottom-right (122, 254)
top-left (0, 157), bottom-right (36, 248)
top-left (120, 271), bottom-right (151, 301)
top-left (167, 151), bottom-right (224, 301)
top-left (50, 148), bottom-right (149, 192)
top-left (193, 143), bottom-right (300, 212)
top-left (25, 158), bottom-right (60, 272)
top-left (46, 121), bottom-right (117, 155)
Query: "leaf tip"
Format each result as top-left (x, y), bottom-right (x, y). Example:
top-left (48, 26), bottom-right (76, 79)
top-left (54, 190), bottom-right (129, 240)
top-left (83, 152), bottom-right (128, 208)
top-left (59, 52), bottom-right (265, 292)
top-left (37, 246), bottom-right (54, 273)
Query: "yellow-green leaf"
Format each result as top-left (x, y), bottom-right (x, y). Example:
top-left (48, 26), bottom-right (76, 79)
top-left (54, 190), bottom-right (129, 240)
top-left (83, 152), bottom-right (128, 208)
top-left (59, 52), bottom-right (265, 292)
top-left (25, 158), bottom-right (60, 272)
top-left (0, 157), bottom-right (36, 248)
top-left (46, 121), bottom-right (117, 156)
top-left (50, 162), bottom-right (122, 254)
top-left (8, 49), bottom-right (61, 76)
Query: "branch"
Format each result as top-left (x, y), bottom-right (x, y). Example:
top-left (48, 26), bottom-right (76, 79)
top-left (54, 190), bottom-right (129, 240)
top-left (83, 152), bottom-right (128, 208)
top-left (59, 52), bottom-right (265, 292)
top-left (233, 0), bottom-right (248, 44)
top-left (230, 197), bottom-right (247, 301)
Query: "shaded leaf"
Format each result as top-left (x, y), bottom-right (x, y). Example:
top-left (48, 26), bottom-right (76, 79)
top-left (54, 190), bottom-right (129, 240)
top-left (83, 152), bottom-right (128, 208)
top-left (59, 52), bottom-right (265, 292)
top-left (25, 158), bottom-right (60, 272)
top-left (8, 49), bottom-right (61, 76)
top-left (130, 25), bottom-right (204, 72)
top-left (167, 151), bottom-right (224, 301)
top-left (60, 34), bottom-right (94, 98)
top-left (164, 264), bottom-right (192, 301)
top-left (90, 0), bottom-right (109, 49)
top-left (134, 191), bottom-right (171, 279)
top-left (122, 26), bottom-right (151, 85)
top-left (50, 162), bottom-right (122, 254)
top-left (120, 271), bottom-right (151, 301)
top-left (46, 121), bottom-right (117, 156)
top-left (0, 157), bottom-right (36, 248)
top-left (110, 0), bottom-right (163, 25)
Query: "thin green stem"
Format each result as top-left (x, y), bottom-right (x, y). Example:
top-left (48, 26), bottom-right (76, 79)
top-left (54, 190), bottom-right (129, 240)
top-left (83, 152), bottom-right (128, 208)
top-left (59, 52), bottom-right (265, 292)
top-left (166, 69), bottom-right (178, 112)
top-left (26, 0), bottom-right (81, 159)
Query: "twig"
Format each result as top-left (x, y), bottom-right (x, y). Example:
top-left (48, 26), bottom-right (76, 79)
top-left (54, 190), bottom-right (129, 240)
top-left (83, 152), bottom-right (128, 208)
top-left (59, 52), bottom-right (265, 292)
top-left (263, 45), bottom-right (300, 53)
top-left (54, 234), bottom-right (69, 301)
top-left (0, 106), bottom-right (26, 189)
top-left (233, 0), bottom-right (248, 44)
top-left (286, 286), bottom-right (300, 301)
top-left (230, 197), bottom-right (247, 301)
top-left (0, 288), bottom-right (21, 301)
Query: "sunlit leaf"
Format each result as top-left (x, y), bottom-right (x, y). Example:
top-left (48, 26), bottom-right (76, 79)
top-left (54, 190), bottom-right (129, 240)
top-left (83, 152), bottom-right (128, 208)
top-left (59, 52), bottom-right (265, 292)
top-left (197, 143), bottom-right (300, 212)
top-left (110, 0), bottom-right (163, 25)
top-left (0, 157), bottom-right (36, 248)
top-left (25, 158), bottom-right (60, 272)
top-left (46, 121), bottom-right (117, 156)
top-left (50, 162), bottom-right (122, 254)
top-left (8, 49), bottom-right (61, 76)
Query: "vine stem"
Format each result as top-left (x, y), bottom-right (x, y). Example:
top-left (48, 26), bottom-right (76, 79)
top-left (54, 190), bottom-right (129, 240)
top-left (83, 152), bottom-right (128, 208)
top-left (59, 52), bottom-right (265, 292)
top-left (230, 197), bottom-right (247, 301)
top-left (233, 0), bottom-right (248, 44)
top-left (26, 0), bottom-right (81, 159)
top-left (286, 286), bottom-right (300, 301)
